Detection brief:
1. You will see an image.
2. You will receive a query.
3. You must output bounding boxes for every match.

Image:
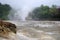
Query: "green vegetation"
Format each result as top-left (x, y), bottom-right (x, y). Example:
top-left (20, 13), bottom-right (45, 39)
top-left (0, 3), bottom-right (11, 20)
top-left (27, 5), bottom-right (60, 21)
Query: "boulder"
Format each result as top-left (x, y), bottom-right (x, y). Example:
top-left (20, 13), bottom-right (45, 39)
top-left (0, 20), bottom-right (16, 38)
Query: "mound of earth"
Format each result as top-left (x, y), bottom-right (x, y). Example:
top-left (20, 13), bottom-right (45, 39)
top-left (0, 20), bottom-right (16, 38)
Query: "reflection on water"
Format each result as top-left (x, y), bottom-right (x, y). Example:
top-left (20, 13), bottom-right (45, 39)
top-left (0, 21), bottom-right (60, 40)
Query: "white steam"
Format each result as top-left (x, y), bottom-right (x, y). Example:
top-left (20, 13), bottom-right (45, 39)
top-left (8, 6), bottom-right (31, 21)
top-left (20, 6), bottom-right (31, 21)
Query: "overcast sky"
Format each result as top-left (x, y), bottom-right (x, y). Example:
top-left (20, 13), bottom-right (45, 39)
top-left (0, 0), bottom-right (60, 20)
top-left (0, 0), bottom-right (60, 9)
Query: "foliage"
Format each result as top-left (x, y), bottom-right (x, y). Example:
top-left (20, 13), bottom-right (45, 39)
top-left (0, 3), bottom-right (11, 20)
top-left (27, 5), bottom-right (60, 20)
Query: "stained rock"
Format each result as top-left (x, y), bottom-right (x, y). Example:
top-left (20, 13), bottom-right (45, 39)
top-left (0, 20), bottom-right (16, 38)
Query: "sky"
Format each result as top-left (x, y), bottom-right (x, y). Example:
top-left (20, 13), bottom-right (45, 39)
top-left (0, 0), bottom-right (60, 21)
top-left (0, 0), bottom-right (60, 9)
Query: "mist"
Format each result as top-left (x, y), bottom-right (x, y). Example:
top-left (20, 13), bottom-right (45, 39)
top-left (0, 0), bottom-right (60, 21)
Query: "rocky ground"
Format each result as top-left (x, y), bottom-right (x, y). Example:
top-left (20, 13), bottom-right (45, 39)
top-left (0, 20), bottom-right (16, 39)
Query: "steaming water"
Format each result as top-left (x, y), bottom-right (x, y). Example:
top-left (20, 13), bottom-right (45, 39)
top-left (0, 21), bottom-right (60, 40)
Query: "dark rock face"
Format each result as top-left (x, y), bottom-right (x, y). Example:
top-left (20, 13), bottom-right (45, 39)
top-left (0, 20), bottom-right (16, 38)
top-left (2, 22), bottom-right (16, 33)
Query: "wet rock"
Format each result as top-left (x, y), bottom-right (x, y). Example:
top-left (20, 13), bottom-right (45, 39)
top-left (0, 20), bottom-right (16, 38)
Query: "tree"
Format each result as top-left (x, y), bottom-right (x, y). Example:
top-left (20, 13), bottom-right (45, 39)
top-left (27, 5), bottom-right (60, 21)
top-left (0, 3), bottom-right (12, 20)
